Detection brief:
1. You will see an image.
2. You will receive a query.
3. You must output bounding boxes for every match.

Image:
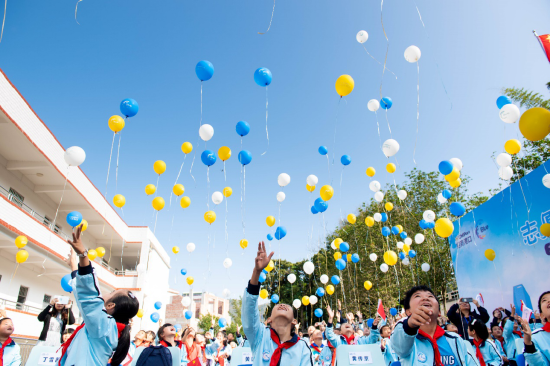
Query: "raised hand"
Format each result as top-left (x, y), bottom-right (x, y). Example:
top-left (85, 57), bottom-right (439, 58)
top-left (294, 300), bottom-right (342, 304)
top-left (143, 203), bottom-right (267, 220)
top-left (254, 242), bottom-right (274, 272)
top-left (66, 226), bottom-right (88, 266)
top-left (337, 299), bottom-right (342, 310)
top-left (407, 305), bottom-right (433, 328)
top-left (326, 305), bottom-right (335, 321)
top-left (519, 318), bottom-right (532, 345)
top-left (510, 304), bottom-right (516, 318)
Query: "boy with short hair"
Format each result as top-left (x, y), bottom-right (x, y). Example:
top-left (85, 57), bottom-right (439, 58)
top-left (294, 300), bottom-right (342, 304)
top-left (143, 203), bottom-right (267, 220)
top-left (522, 291), bottom-right (550, 366)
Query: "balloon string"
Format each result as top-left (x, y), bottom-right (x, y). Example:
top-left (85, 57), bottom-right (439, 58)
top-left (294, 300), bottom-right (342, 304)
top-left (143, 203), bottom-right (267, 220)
top-left (261, 86), bottom-right (269, 156)
top-left (189, 82), bottom-right (203, 187)
top-left (332, 97), bottom-right (342, 167)
top-left (241, 164), bottom-right (244, 237)
top-left (103, 132), bottom-right (116, 234)
top-left (326, 155), bottom-right (331, 184)
top-left (244, 166), bottom-right (246, 237)
top-left (0, 0), bottom-right (6, 42)
top-left (223, 161), bottom-right (226, 182)
top-left (155, 175), bottom-right (160, 197)
top-left (121, 238), bottom-right (125, 272)
top-left (512, 161), bottom-right (530, 222)
top-left (120, 207), bottom-right (125, 219)
top-left (115, 130), bottom-right (122, 194)
top-left (362, 44), bottom-right (396, 79)
top-left (52, 167), bottom-right (70, 233)
top-left (385, 109), bottom-right (392, 137)
top-left (339, 167), bottom-right (345, 225)
top-left (9, 263), bottom-right (19, 285)
top-left (74, 0), bottom-right (83, 24)
top-left (379, 0), bottom-right (389, 98)
top-left (258, 0), bottom-right (276, 34)
top-left (168, 211), bottom-right (175, 245)
top-left (413, 62), bottom-right (420, 166)
top-left (37, 252), bottom-right (49, 277)
top-left (225, 196), bottom-right (229, 257)
top-left (154, 211), bottom-right (159, 234)
top-left (374, 111), bottom-right (382, 151)
top-left (170, 154), bottom-right (187, 208)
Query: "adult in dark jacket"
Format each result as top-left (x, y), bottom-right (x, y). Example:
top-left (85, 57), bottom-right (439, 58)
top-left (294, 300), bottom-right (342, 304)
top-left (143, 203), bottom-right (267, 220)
top-left (37, 298), bottom-right (75, 347)
top-left (447, 298), bottom-right (489, 340)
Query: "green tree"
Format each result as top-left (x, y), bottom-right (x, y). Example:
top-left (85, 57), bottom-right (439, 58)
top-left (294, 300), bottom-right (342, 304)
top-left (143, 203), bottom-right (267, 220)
top-left (197, 313), bottom-right (219, 335)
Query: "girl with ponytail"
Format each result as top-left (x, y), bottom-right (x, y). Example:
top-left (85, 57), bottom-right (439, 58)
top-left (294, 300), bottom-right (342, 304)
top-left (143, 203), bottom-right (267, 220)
top-left (60, 226), bottom-right (139, 366)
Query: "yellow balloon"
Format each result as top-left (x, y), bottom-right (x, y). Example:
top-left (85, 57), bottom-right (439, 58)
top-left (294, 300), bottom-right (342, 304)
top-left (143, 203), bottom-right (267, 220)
top-left (540, 223), bottom-right (550, 237)
top-left (266, 260), bottom-right (275, 272)
top-left (335, 75), bottom-right (355, 97)
top-left (403, 244), bottom-right (410, 254)
top-left (320, 185), bottom-right (334, 201)
top-left (260, 289), bottom-right (269, 299)
top-left (87, 249), bottom-right (97, 260)
top-left (326, 285), bottom-right (335, 295)
top-left (136, 309), bottom-right (144, 318)
top-left (504, 139), bottom-right (521, 155)
top-left (383, 250), bottom-right (398, 266)
top-left (173, 184), bottom-right (185, 196)
top-left (346, 254), bottom-right (352, 262)
top-left (240, 239), bottom-right (248, 249)
top-left (449, 178), bottom-right (461, 188)
top-left (364, 281), bottom-right (373, 290)
top-left (435, 218), bottom-right (454, 238)
top-left (386, 163), bottom-right (396, 174)
top-left (302, 296), bottom-right (310, 306)
top-left (306, 184), bottom-right (315, 193)
top-left (145, 184), bottom-right (156, 195)
top-left (172, 246), bottom-right (180, 254)
top-left (180, 196), bottom-right (191, 209)
top-left (366, 167), bottom-right (376, 177)
top-left (78, 219), bottom-right (88, 232)
top-left (266, 216), bottom-right (276, 227)
top-left (218, 146), bottom-right (231, 161)
top-left (365, 216), bottom-right (374, 227)
top-left (187, 276), bottom-right (194, 285)
top-left (204, 211), bottom-right (216, 224)
top-left (334, 252), bottom-right (342, 260)
top-left (15, 235), bottom-right (27, 249)
top-left (519, 107), bottom-right (550, 142)
top-left (152, 197), bottom-right (165, 211)
top-left (223, 187), bottom-right (232, 197)
top-left (334, 238), bottom-right (343, 249)
top-left (16, 250), bottom-right (29, 263)
top-left (385, 202), bottom-right (394, 211)
top-left (96, 247), bottom-right (106, 257)
top-left (113, 194), bottom-right (126, 208)
top-left (396, 225), bottom-right (403, 233)
top-left (347, 214), bottom-right (356, 224)
top-left (154, 160), bottom-right (166, 175)
top-left (108, 115), bottom-right (125, 133)
top-left (445, 168), bottom-right (460, 182)
top-left (181, 142), bottom-right (193, 154)
top-left (484, 249), bottom-right (496, 262)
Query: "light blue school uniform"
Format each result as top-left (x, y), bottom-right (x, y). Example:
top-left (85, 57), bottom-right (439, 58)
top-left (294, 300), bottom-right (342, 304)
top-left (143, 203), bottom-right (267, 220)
top-left (241, 282), bottom-right (313, 366)
top-left (319, 343), bottom-right (334, 366)
top-left (473, 340), bottom-right (503, 366)
top-left (524, 328), bottom-right (550, 366)
top-left (492, 338), bottom-right (505, 358)
top-left (325, 324), bottom-right (380, 347)
top-left (1, 338), bottom-right (21, 366)
top-left (502, 320), bottom-right (522, 360)
top-left (381, 338), bottom-right (399, 366)
top-left (61, 264), bottom-right (119, 366)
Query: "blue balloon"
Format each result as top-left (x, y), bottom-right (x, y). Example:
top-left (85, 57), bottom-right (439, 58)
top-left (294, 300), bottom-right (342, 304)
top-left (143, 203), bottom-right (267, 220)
top-left (174, 324), bottom-right (182, 332)
top-left (316, 287), bottom-right (325, 297)
top-left (496, 95), bottom-right (512, 109)
top-left (409, 250), bottom-right (416, 258)
top-left (275, 226), bottom-right (287, 240)
top-left (120, 98), bottom-right (139, 118)
top-left (195, 60), bottom-right (214, 81)
top-left (342, 254), bottom-right (348, 262)
top-left (450, 202), bottom-right (466, 217)
top-left (380, 97), bottom-right (393, 109)
top-left (311, 206), bottom-right (318, 214)
top-left (400, 232), bottom-right (408, 239)
top-left (259, 272), bottom-right (267, 283)
top-left (331, 275), bottom-right (340, 285)
top-left (236, 121), bottom-right (250, 137)
top-left (61, 274), bottom-right (73, 292)
top-left (201, 150), bottom-right (217, 166)
top-left (184, 310), bottom-right (192, 320)
top-left (271, 294), bottom-right (279, 304)
top-left (335, 259), bottom-right (346, 270)
top-left (438, 160), bottom-right (454, 175)
top-left (381, 213), bottom-right (388, 222)
top-left (390, 308), bottom-right (398, 316)
top-left (382, 227), bottom-right (391, 237)
top-left (314, 308), bottom-right (323, 318)
top-left (218, 318), bottom-right (227, 327)
top-left (351, 253), bottom-right (360, 263)
top-left (66, 211), bottom-right (83, 228)
top-left (180, 268), bottom-right (187, 275)
top-left (391, 362), bottom-right (402, 366)
top-left (151, 312), bottom-right (160, 323)
top-left (318, 146), bottom-right (328, 155)
top-left (442, 189), bottom-right (452, 199)
top-left (238, 150), bottom-right (252, 165)
top-left (262, 269), bottom-right (268, 274)
top-left (341, 155), bottom-right (352, 166)
top-left (367, 318), bottom-right (374, 327)
top-left (391, 226), bottom-right (400, 235)
top-left (427, 221), bottom-right (435, 229)
top-left (339, 242), bottom-right (350, 252)
top-left (314, 198), bottom-right (328, 213)
top-left (516, 354), bottom-right (526, 366)
top-left (267, 234), bottom-right (274, 241)
top-left (419, 219), bottom-right (428, 229)
top-left (399, 252), bottom-right (406, 260)
top-left (154, 301), bottom-right (162, 310)
top-left (254, 67), bottom-right (272, 86)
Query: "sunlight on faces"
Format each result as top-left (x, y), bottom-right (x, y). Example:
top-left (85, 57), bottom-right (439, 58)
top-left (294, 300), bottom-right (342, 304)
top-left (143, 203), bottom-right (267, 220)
top-left (311, 330), bottom-right (323, 345)
top-left (340, 323), bottom-right (354, 338)
top-left (540, 293), bottom-right (550, 321)
top-left (381, 326), bottom-right (391, 339)
top-left (216, 331), bottom-right (224, 343)
top-left (270, 303), bottom-right (296, 323)
top-left (405, 290), bottom-right (440, 318)
top-left (163, 326), bottom-right (177, 338)
top-left (0, 318), bottom-right (14, 337)
top-left (195, 334), bottom-right (205, 346)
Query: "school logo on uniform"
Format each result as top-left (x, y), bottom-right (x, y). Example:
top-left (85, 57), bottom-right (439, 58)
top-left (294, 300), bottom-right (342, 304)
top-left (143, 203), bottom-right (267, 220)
top-left (417, 352), bottom-right (427, 362)
top-left (325, 355), bottom-right (331, 361)
top-left (263, 351), bottom-right (271, 361)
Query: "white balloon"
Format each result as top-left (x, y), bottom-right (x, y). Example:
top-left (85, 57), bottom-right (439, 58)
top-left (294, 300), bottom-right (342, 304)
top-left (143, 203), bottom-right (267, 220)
top-left (498, 166), bottom-right (514, 180)
top-left (415, 233), bottom-right (425, 244)
top-left (369, 253), bottom-right (378, 262)
top-left (331, 241), bottom-right (337, 250)
top-left (396, 241), bottom-right (404, 249)
top-left (398, 190), bottom-right (407, 200)
top-left (309, 295), bottom-right (318, 305)
top-left (380, 263), bottom-right (389, 273)
top-left (292, 299), bottom-right (301, 309)
top-left (373, 213), bottom-right (382, 222)
top-left (303, 261), bottom-right (315, 275)
top-left (356, 30), bottom-right (368, 44)
top-left (212, 191), bottom-right (224, 205)
top-left (421, 263), bottom-right (430, 272)
top-left (374, 191), bottom-right (384, 202)
top-left (499, 104), bottom-right (520, 124)
top-left (368, 99), bottom-right (380, 112)
top-left (450, 158), bottom-right (463, 171)
top-left (186, 242), bottom-right (196, 253)
top-left (222, 289), bottom-right (231, 298)
top-left (402, 258), bottom-right (410, 266)
top-left (64, 146), bottom-right (86, 167)
top-left (369, 181), bottom-right (381, 192)
top-left (276, 192), bottom-right (286, 202)
top-left (199, 124), bottom-right (214, 141)
top-left (423, 210), bottom-right (436, 222)
top-left (404, 45), bottom-right (421, 63)
top-left (382, 139), bottom-right (400, 157)
top-left (223, 258), bottom-right (232, 269)
top-left (287, 274), bottom-right (297, 284)
top-left (496, 153), bottom-right (512, 167)
top-left (437, 193), bottom-right (448, 204)
top-left (320, 274), bottom-right (329, 284)
top-left (306, 175), bottom-right (318, 186)
top-left (543, 174), bottom-right (550, 188)
top-left (278, 173), bottom-right (291, 187)
top-left (404, 237), bottom-right (413, 245)
top-left (136, 263), bottom-right (147, 274)
top-left (181, 297), bottom-right (191, 307)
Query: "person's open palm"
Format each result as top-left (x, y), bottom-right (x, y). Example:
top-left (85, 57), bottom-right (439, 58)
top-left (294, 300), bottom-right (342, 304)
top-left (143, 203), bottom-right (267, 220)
top-left (254, 242), bottom-right (274, 272)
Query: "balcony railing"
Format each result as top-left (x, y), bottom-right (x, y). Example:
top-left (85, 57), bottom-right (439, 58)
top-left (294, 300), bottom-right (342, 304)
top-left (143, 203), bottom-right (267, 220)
top-left (0, 297), bottom-right (43, 313)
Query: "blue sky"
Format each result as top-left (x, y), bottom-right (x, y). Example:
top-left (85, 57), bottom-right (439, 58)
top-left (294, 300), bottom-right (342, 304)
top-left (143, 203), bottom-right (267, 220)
top-left (1, 0), bottom-right (549, 299)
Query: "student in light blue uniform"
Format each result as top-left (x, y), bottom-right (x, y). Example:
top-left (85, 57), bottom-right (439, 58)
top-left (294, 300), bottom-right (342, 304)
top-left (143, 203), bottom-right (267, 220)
top-left (392, 285), bottom-right (480, 366)
top-left (325, 305), bottom-right (381, 348)
top-left (468, 319), bottom-right (503, 366)
top-left (522, 291), bottom-right (550, 366)
top-left (61, 226), bottom-right (139, 366)
top-left (502, 317), bottom-right (522, 363)
top-left (380, 325), bottom-right (399, 366)
top-left (489, 325), bottom-right (507, 363)
top-left (0, 318), bottom-right (21, 366)
top-left (241, 242), bottom-right (313, 366)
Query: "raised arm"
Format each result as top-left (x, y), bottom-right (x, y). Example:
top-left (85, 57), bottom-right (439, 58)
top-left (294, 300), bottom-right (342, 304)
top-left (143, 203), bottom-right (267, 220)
top-left (392, 305), bottom-right (432, 359)
top-left (325, 305), bottom-right (342, 347)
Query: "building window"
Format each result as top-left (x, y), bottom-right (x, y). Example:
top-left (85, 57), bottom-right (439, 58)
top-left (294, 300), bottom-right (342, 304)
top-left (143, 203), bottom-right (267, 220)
top-left (8, 188), bottom-right (24, 207)
top-left (218, 301), bottom-right (223, 315)
top-left (208, 299), bottom-right (215, 314)
top-left (43, 216), bottom-right (62, 233)
top-left (195, 302), bottom-right (200, 319)
top-left (43, 294), bottom-right (51, 308)
top-left (16, 286), bottom-right (28, 310)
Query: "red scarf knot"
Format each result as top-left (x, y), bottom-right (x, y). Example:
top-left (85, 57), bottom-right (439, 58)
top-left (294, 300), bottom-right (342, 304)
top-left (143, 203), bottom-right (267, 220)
top-left (512, 330), bottom-right (524, 338)
top-left (543, 322), bottom-right (550, 333)
top-left (342, 334), bottom-right (355, 345)
top-left (418, 326), bottom-right (446, 366)
top-left (269, 328), bottom-right (299, 366)
top-left (473, 339), bottom-right (487, 366)
top-left (311, 343), bottom-right (323, 353)
top-left (116, 323), bottom-right (126, 338)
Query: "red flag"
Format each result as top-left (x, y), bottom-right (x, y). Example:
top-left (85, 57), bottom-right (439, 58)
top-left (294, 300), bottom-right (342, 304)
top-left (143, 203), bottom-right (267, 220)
top-left (377, 299), bottom-right (386, 320)
top-left (536, 33), bottom-right (550, 62)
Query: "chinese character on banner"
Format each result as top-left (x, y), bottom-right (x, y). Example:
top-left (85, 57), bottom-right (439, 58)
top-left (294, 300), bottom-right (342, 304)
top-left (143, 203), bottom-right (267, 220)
top-left (520, 220), bottom-right (543, 245)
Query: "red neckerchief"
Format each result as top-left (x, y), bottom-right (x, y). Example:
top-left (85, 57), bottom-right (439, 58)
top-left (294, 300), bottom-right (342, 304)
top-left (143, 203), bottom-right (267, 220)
top-left (496, 337), bottom-right (504, 350)
top-left (543, 322), bottom-right (550, 332)
top-left (269, 328), bottom-right (299, 366)
top-left (512, 330), bottom-right (524, 338)
top-left (327, 340), bottom-right (336, 366)
top-left (310, 343), bottom-right (323, 353)
top-left (0, 337), bottom-right (14, 366)
top-left (473, 339), bottom-right (487, 366)
top-left (418, 326), bottom-right (446, 366)
top-left (184, 341), bottom-right (200, 361)
top-left (342, 334), bottom-right (355, 345)
top-left (59, 322), bottom-right (85, 366)
top-left (160, 340), bottom-right (183, 349)
top-left (116, 323), bottom-right (126, 338)
top-left (217, 346), bottom-right (226, 366)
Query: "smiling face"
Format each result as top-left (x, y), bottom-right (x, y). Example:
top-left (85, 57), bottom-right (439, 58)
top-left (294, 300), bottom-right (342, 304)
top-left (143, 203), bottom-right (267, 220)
top-left (271, 303), bottom-right (295, 322)
top-left (340, 323), bottom-right (354, 338)
top-left (216, 331), bottom-right (224, 344)
top-left (0, 319), bottom-right (14, 337)
top-left (406, 290), bottom-right (440, 319)
top-left (540, 293), bottom-right (550, 320)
